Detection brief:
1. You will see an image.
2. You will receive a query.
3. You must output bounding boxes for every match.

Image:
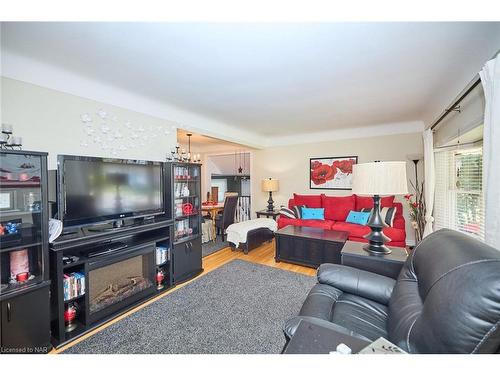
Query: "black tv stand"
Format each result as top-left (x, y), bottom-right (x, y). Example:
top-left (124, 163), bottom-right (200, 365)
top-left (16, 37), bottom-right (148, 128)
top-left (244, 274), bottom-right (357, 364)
top-left (86, 241), bottom-right (128, 258)
top-left (49, 220), bottom-right (175, 349)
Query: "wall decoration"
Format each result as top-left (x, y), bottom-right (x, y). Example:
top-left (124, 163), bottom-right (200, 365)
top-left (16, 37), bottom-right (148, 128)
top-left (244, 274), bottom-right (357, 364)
top-left (78, 109), bottom-right (173, 156)
top-left (80, 113), bottom-right (92, 123)
top-left (97, 109), bottom-right (108, 119)
top-left (309, 156), bottom-right (358, 190)
top-left (1, 123), bottom-right (23, 150)
top-left (0, 191), bottom-right (15, 210)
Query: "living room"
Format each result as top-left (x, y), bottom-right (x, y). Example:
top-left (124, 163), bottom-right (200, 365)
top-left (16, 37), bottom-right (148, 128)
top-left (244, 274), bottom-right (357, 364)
top-left (1, 1), bottom-right (500, 373)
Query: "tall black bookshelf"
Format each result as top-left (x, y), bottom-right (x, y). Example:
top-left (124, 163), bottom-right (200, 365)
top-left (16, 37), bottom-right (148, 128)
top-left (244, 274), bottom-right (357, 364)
top-left (167, 162), bottom-right (203, 284)
top-left (0, 150), bottom-right (51, 353)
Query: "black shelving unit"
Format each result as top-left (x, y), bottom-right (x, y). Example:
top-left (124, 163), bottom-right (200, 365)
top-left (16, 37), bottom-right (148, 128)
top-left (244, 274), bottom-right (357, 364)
top-left (49, 219), bottom-right (174, 348)
top-left (167, 162), bottom-right (203, 284)
top-left (0, 150), bottom-right (51, 353)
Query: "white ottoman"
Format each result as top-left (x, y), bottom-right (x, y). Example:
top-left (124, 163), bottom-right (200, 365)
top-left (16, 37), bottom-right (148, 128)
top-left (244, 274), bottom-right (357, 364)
top-left (226, 218), bottom-right (277, 254)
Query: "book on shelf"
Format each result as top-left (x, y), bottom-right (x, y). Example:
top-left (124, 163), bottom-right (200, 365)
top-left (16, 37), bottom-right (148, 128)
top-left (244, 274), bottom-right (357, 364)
top-left (63, 272), bottom-right (85, 301)
top-left (156, 245), bottom-right (171, 265)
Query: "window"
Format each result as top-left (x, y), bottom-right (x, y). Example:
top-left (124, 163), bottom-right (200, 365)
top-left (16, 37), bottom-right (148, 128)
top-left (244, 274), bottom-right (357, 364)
top-left (210, 179), bottom-right (227, 202)
top-left (434, 146), bottom-right (484, 240)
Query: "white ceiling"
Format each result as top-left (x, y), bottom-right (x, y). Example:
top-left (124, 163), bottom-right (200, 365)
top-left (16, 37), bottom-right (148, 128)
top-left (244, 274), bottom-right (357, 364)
top-left (2, 22), bottom-right (500, 143)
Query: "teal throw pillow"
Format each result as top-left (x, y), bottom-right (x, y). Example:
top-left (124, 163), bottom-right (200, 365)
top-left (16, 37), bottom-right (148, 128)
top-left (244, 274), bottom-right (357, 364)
top-left (301, 207), bottom-right (325, 220)
top-left (346, 210), bottom-right (371, 225)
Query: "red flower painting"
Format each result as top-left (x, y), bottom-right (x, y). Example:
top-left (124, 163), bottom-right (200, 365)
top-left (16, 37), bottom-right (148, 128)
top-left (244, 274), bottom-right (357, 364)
top-left (310, 156), bottom-right (357, 189)
top-left (311, 164), bottom-right (335, 185)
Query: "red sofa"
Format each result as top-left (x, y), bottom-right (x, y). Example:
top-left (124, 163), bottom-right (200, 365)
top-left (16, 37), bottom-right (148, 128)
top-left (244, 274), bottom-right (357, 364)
top-left (277, 193), bottom-right (406, 248)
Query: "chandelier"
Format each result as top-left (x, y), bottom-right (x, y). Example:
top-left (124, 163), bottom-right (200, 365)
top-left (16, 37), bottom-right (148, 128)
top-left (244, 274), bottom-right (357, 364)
top-left (167, 133), bottom-right (202, 163)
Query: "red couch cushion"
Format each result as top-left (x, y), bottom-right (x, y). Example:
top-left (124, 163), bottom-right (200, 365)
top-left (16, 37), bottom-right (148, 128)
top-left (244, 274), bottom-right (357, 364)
top-left (277, 216), bottom-right (334, 230)
top-left (355, 195), bottom-right (395, 211)
top-left (320, 194), bottom-right (355, 222)
top-left (293, 193), bottom-right (322, 208)
top-left (392, 202), bottom-right (405, 230)
top-left (330, 222), bottom-right (406, 243)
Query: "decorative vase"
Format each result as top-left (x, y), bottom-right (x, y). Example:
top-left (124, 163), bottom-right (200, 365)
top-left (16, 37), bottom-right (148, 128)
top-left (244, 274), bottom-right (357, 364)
top-left (156, 270), bottom-right (165, 290)
top-left (64, 303), bottom-right (78, 332)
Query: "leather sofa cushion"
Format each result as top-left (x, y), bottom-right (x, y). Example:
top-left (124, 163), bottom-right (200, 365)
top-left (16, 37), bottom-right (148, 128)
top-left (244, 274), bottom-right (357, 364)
top-left (317, 264), bottom-right (395, 305)
top-left (295, 283), bottom-right (389, 342)
top-left (293, 193), bottom-right (322, 208)
top-left (320, 194), bottom-right (355, 221)
top-left (299, 283), bottom-right (342, 320)
top-left (331, 222), bottom-right (406, 242)
top-left (355, 195), bottom-right (395, 211)
top-left (332, 293), bottom-right (389, 341)
top-left (277, 217), bottom-right (334, 230)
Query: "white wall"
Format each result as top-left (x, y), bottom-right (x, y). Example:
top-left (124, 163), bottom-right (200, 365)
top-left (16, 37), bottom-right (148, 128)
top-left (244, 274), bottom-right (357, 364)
top-left (209, 153), bottom-right (250, 176)
top-left (1, 78), bottom-right (177, 169)
top-left (251, 132), bottom-right (424, 245)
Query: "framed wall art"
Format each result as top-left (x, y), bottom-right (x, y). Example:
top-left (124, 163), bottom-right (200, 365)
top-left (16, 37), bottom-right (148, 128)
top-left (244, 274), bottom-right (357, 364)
top-left (309, 156), bottom-right (358, 190)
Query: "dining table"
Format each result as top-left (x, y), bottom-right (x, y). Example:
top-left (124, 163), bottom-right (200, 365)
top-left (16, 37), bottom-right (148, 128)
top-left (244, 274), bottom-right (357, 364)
top-left (201, 202), bottom-right (224, 242)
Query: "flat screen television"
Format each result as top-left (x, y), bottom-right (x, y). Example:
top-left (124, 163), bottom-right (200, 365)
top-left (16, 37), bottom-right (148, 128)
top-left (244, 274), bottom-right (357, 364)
top-left (57, 155), bottom-right (165, 228)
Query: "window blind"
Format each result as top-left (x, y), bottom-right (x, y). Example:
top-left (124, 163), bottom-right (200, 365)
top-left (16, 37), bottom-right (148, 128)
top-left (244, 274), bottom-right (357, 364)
top-left (434, 146), bottom-right (484, 240)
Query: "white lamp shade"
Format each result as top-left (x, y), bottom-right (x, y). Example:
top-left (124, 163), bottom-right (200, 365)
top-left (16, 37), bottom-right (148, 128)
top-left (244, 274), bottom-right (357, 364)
top-left (261, 178), bottom-right (279, 192)
top-left (352, 161), bottom-right (408, 196)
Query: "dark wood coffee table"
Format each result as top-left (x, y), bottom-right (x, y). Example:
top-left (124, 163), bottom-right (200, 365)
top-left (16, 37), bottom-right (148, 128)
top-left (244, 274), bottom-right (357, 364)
top-left (275, 226), bottom-right (349, 268)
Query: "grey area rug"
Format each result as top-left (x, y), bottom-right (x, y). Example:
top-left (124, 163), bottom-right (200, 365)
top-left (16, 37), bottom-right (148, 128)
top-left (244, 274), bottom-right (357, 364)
top-left (202, 235), bottom-right (230, 257)
top-left (63, 259), bottom-right (315, 354)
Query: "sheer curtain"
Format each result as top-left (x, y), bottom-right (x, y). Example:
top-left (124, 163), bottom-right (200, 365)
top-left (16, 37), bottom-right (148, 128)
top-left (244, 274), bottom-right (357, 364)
top-left (423, 129), bottom-right (435, 237)
top-left (479, 55), bottom-right (500, 249)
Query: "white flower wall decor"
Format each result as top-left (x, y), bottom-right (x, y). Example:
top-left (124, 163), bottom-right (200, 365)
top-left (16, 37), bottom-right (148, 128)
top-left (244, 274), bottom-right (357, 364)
top-left (78, 109), bottom-right (172, 155)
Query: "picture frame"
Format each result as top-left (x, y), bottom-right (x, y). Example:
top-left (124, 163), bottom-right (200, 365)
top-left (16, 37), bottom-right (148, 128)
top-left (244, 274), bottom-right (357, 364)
top-left (0, 191), bottom-right (16, 211)
top-left (309, 156), bottom-right (358, 190)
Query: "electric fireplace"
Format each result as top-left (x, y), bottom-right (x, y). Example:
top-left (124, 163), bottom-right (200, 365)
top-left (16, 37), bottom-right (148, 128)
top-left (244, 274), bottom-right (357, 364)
top-left (87, 245), bottom-right (155, 323)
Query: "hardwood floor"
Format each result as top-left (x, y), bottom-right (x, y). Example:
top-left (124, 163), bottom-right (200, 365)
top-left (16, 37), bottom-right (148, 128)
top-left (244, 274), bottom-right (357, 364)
top-left (51, 239), bottom-right (314, 353)
top-left (203, 239), bottom-right (316, 276)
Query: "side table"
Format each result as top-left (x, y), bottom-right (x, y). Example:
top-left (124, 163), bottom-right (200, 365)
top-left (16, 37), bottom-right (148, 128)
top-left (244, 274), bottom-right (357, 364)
top-left (341, 240), bottom-right (408, 279)
top-left (283, 320), bottom-right (371, 354)
top-left (255, 209), bottom-right (280, 220)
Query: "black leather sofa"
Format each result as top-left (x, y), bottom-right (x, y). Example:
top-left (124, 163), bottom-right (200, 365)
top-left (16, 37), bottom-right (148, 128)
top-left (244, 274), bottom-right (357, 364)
top-left (284, 229), bottom-right (500, 353)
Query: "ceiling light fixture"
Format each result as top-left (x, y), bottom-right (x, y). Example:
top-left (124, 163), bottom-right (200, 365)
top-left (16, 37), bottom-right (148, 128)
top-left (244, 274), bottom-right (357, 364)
top-left (167, 132), bottom-right (202, 163)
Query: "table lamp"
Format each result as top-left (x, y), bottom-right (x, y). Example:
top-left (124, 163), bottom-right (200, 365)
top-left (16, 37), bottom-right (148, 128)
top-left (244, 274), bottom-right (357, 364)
top-left (352, 161), bottom-right (408, 254)
top-left (261, 178), bottom-right (279, 212)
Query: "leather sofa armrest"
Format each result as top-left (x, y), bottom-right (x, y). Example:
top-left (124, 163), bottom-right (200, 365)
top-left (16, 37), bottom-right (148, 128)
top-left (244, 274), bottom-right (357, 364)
top-left (317, 264), bottom-right (396, 305)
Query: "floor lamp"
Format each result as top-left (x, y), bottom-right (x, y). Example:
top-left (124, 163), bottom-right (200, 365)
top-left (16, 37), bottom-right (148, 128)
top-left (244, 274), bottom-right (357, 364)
top-left (352, 161), bottom-right (408, 254)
